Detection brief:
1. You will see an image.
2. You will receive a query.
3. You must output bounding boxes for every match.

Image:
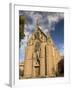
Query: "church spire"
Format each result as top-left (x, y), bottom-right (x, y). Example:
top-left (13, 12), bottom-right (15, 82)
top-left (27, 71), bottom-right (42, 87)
top-left (36, 18), bottom-right (39, 27)
top-left (36, 17), bottom-right (40, 30)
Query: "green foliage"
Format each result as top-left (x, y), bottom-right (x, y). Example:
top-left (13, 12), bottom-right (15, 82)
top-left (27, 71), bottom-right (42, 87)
top-left (19, 16), bottom-right (26, 44)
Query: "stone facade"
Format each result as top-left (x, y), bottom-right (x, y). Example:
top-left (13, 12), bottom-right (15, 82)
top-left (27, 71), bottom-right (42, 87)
top-left (19, 18), bottom-right (64, 79)
top-left (19, 25), bottom-right (63, 79)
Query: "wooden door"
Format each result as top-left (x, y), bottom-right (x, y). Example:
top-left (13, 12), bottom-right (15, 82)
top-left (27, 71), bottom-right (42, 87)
top-left (35, 66), bottom-right (40, 77)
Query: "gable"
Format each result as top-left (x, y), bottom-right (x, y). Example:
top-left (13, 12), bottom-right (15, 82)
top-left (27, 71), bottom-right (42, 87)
top-left (28, 26), bottom-right (47, 45)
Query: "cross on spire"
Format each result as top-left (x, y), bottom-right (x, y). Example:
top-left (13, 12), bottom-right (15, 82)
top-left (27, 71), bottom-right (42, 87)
top-left (35, 16), bottom-right (40, 29)
top-left (36, 18), bottom-right (39, 27)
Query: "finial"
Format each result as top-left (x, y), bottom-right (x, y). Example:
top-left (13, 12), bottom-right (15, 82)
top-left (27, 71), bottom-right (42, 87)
top-left (36, 17), bottom-right (39, 28)
top-left (37, 18), bottom-right (39, 27)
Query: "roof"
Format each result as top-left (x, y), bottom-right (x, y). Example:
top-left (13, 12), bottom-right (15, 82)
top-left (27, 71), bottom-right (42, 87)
top-left (37, 26), bottom-right (47, 39)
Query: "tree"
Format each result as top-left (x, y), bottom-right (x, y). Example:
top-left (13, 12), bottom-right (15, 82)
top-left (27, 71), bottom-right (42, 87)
top-left (19, 15), bottom-right (26, 46)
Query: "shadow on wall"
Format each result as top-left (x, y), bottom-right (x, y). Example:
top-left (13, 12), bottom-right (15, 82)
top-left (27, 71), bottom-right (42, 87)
top-left (56, 57), bottom-right (64, 77)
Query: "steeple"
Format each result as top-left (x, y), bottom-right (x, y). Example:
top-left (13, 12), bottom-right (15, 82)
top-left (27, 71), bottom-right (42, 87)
top-left (36, 17), bottom-right (40, 30)
top-left (36, 18), bottom-right (39, 27)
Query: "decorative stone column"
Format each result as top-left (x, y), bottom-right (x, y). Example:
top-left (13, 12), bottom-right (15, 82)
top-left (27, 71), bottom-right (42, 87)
top-left (24, 60), bottom-right (32, 78)
top-left (46, 44), bottom-right (55, 77)
top-left (40, 43), bottom-right (45, 77)
top-left (32, 53), bottom-right (36, 78)
top-left (24, 46), bottom-right (33, 78)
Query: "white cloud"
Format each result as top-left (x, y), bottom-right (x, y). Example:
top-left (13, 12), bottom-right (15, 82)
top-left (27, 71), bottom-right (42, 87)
top-left (43, 28), bottom-right (49, 35)
top-left (34, 13), bottom-right (42, 21)
top-left (47, 13), bottom-right (64, 23)
top-left (22, 11), bottom-right (64, 32)
top-left (47, 13), bottom-right (64, 31)
top-left (24, 24), bottom-right (27, 30)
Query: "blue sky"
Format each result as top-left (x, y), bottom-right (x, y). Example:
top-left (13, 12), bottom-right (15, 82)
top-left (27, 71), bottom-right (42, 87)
top-left (19, 11), bottom-right (64, 63)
